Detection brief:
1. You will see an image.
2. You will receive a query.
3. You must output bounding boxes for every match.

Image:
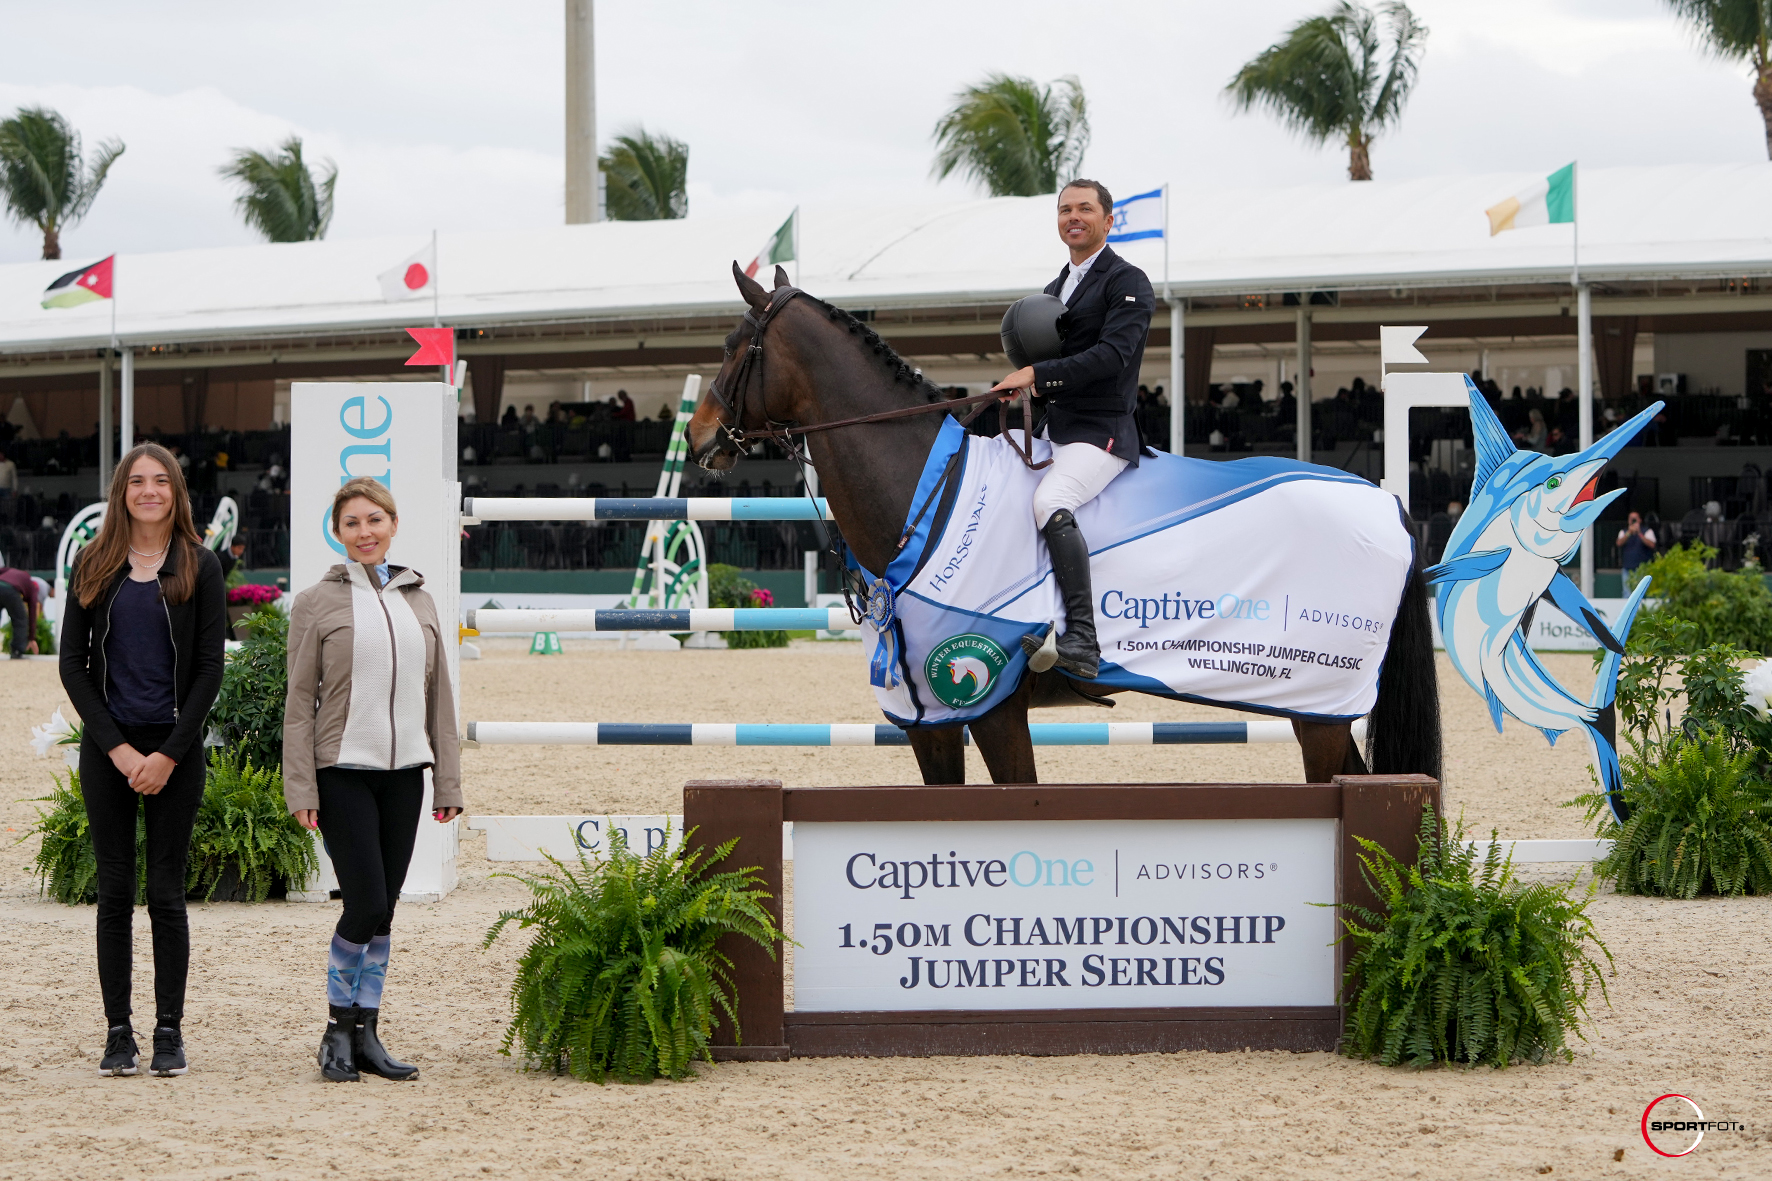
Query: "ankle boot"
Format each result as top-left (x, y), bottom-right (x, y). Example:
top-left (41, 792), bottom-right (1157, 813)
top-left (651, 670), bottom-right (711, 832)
top-left (1020, 509), bottom-right (1100, 678)
top-left (353, 1008), bottom-right (418, 1081)
top-left (317, 1004), bottom-right (361, 1082)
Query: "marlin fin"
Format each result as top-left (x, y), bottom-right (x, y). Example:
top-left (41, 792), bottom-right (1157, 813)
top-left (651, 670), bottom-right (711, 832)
top-left (1544, 571), bottom-right (1623, 654)
top-left (1582, 720), bottom-right (1631, 825)
top-left (1591, 574), bottom-right (1654, 710)
top-left (1467, 376), bottom-right (1515, 495)
top-left (1483, 681), bottom-right (1505, 734)
top-left (1426, 547), bottom-right (1509, 586)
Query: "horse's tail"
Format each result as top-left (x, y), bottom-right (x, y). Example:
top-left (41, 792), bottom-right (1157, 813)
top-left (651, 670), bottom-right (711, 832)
top-left (1365, 551), bottom-right (1443, 782)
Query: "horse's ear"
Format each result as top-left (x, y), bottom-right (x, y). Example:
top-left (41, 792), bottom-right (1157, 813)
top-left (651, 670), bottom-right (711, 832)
top-left (732, 261), bottom-right (770, 312)
top-left (772, 265), bottom-right (792, 290)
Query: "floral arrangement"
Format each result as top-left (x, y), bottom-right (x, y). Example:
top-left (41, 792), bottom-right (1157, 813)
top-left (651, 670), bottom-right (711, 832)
top-left (748, 587), bottom-right (774, 607)
top-left (227, 583), bottom-right (283, 607)
top-left (30, 708), bottom-right (81, 772)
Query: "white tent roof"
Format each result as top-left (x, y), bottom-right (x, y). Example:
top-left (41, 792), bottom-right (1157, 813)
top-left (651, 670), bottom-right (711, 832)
top-left (1, 163), bottom-right (1768, 354)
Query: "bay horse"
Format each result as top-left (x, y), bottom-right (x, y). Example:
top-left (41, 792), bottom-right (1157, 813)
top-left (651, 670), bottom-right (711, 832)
top-left (688, 264), bottom-right (1441, 786)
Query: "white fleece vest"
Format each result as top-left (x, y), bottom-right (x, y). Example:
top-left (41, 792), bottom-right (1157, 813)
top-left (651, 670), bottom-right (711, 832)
top-left (334, 563), bottom-right (433, 771)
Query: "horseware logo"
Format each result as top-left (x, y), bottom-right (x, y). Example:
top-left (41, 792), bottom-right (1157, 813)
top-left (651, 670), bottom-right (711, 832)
top-left (924, 634), bottom-right (1009, 708)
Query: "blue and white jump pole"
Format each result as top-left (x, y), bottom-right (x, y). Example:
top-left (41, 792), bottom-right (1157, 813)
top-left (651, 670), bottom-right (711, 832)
top-left (463, 720), bottom-right (1363, 746)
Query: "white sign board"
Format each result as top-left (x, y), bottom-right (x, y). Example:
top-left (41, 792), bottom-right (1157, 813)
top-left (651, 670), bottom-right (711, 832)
top-left (1431, 596), bottom-right (1632, 652)
top-left (792, 819), bottom-right (1337, 1012)
top-left (291, 381), bottom-right (462, 899)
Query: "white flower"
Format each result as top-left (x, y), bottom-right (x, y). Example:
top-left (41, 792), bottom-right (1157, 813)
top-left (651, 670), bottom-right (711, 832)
top-left (1744, 663), bottom-right (1772, 719)
top-left (64, 747), bottom-right (80, 773)
top-left (29, 708), bottom-right (73, 758)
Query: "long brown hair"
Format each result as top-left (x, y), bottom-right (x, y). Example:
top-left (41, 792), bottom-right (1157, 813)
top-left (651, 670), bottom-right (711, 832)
top-left (72, 443), bottom-right (205, 608)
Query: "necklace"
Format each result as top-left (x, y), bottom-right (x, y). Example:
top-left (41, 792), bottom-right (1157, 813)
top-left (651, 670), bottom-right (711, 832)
top-left (129, 543), bottom-right (167, 560)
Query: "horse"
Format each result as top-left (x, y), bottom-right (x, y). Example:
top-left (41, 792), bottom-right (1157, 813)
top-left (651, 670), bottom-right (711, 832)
top-left (688, 264), bottom-right (1441, 787)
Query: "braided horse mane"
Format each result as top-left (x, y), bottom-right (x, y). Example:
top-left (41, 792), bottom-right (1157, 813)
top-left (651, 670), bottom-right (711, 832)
top-left (810, 299), bottom-right (946, 403)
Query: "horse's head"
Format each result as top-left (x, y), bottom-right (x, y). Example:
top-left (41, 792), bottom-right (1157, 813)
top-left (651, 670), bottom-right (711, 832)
top-left (689, 262), bottom-right (806, 472)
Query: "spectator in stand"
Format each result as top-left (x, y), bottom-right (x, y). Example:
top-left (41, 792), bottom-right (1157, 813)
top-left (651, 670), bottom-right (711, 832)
top-left (546, 402), bottom-right (565, 425)
top-left (1618, 511), bottom-right (1657, 581)
top-left (520, 405), bottom-right (539, 432)
top-left (1277, 381), bottom-right (1297, 423)
top-left (615, 391), bottom-right (636, 422)
top-left (0, 564), bottom-right (40, 657)
top-left (499, 405), bottom-right (519, 428)
top-left (217, 536), bottom-right (249, 581)
top-left (1153, 385), bottom-right (1167, 406)
top-left (0, 448), bottom-right (16, 497)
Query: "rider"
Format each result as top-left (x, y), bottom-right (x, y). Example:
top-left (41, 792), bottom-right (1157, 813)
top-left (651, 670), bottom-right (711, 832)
top-left (991, 179), bottom-right (1155, 679)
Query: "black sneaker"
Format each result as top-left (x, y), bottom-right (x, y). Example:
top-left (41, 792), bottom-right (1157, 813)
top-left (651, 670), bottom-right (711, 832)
top-left (99, 1024), bottom-right (138, 1076)
top-left (150, 1026), bottom-right (187, 1077)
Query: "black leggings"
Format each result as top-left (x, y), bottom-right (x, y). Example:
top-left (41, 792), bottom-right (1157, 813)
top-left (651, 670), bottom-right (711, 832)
top-left (81, 724), bottom-right (206, 1025)
top-left (0, 579), bottom-right (27, 656)
top-left (316, 766), bottom-right (425, 945)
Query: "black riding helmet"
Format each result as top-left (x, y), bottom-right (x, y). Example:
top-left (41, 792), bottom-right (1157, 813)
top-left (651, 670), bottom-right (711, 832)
top-left (999, 294), bottom-right (1068, 370)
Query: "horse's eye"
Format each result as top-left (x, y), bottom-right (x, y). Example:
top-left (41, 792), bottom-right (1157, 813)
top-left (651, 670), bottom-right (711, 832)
top-left (1546, 475), bottom-right (1563, 490)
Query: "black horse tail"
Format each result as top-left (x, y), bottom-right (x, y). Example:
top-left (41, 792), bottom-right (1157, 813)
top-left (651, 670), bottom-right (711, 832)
top-left (1365, 551), bottom-right (1443, 782)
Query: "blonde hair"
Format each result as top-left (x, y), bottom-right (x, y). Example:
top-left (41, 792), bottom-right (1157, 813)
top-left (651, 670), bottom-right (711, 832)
top-left (331, 476), bottom-right (399, 536)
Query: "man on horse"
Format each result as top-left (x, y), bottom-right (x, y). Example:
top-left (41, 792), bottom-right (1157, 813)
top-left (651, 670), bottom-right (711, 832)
top-left (991, 179), bottom-right (1155, 679)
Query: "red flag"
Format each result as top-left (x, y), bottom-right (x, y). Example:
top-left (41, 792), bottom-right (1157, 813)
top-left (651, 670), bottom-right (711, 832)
top-left (405, 327), bottom-right (454, 368)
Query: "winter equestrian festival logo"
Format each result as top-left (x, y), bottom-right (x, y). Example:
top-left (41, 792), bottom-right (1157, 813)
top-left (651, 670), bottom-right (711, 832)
top-left (924, 634), bottom-right (1010, 708)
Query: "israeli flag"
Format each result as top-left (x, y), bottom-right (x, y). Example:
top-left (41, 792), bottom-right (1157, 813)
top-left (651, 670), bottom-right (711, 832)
top-left (1106, 186), bottom-right (1163, 243)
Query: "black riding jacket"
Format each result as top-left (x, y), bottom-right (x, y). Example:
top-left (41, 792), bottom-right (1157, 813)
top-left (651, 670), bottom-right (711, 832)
top-left (1032, 245), bottom-right (1156, 465)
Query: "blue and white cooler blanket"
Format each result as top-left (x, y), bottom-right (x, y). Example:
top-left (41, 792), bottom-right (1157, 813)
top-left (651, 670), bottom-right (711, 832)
top-left (856, 417), bottom-right (1415, 727)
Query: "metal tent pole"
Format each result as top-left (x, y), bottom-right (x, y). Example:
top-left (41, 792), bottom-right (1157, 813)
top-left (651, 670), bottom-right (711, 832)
top-left (1578, 283), bottom-right (1594, 596)
top-left (1296, 306), bottom-right (1312, 462)
top-left (98, 350), bottom-right (112, 496)
top-left (120, 347), bottom-right (134, 458)
top-left (1169, 300), bottom-right (1183, 455)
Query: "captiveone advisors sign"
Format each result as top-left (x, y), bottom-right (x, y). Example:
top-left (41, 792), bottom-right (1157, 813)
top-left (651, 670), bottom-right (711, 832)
top-left (792, 819), bottom-right (1336, 1012)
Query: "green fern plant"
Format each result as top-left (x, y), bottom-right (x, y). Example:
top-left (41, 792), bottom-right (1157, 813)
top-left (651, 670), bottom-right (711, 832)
top-left (23, 770), bottom-right (144, 905)
top-left (1338, 808), bottom-right (1611, 1067)
top-left (484, 826), bottom-right (785, 1083)
top-left (185, 747), bottom-right (318, 902)
top-left (209, 604), bottom-right (288, 769)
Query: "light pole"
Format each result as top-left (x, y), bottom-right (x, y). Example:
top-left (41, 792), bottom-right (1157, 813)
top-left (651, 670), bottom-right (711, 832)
top-left (565, 0), bottom-right (599, 224)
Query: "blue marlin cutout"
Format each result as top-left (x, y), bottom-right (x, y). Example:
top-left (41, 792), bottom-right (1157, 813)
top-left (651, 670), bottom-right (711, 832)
top-left (1426, 378), bottom-right (1664, 823)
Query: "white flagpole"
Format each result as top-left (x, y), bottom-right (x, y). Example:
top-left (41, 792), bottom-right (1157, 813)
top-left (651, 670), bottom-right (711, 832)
top-left (792, 206), bottom-right (800, 287)
top-left (432, 229), bottom-right (449, 388)
top-left (1573, 162), bottom-right (1595, 597)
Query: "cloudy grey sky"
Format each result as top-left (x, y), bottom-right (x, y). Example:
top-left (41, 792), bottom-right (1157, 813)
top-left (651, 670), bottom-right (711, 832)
top-left (0, 0), bottom-right (1761, 265)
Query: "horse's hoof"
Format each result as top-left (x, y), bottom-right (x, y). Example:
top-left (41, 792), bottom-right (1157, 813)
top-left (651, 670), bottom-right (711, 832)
top-left (1021, 625), bottom-right (1058, 673)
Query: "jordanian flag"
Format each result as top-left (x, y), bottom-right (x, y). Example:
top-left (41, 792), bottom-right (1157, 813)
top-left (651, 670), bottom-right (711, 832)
top-left (743, 210), bottom-right (796, 278)
top-left (1485, 164), bottom-right (1574, 236)
top-left (41, 255), bottom-right (114, 308)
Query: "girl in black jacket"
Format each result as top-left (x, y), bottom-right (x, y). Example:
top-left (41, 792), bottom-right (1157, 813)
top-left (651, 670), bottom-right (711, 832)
top-left (60, 443), bottom-right (227, 1079)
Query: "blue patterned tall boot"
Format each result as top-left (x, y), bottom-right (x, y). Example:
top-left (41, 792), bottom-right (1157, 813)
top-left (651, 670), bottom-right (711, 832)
top-left (353, 935), bottom-right (417, 1081)
top-left (319, 935), bottom-right (366, 1082)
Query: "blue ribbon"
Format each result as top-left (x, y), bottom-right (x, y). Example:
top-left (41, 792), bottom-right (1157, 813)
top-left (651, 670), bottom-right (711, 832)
top-left (865, 579), bottom-right (900, 688)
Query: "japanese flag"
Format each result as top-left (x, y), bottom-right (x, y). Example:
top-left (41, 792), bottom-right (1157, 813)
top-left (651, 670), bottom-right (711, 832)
top-left (378, 243), bottom-right (436, 301)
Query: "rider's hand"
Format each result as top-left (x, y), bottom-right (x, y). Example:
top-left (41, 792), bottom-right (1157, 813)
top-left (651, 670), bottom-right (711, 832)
top-left (990, 366), bottom-right (1037, 399)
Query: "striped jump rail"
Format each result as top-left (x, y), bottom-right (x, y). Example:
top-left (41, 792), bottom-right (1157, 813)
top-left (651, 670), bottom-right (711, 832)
top-left (466, 607), bottom-right (858, 632)
top-left (464, 720), bottom-right (1364, 746)
top-left (462, 496), bottom-right (833, 522)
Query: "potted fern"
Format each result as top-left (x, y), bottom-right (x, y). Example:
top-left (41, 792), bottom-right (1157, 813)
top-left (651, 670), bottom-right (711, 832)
top-left (1338, 808), bottom-right (1611, 1067)
top-left (1574, 619), bottom-right (1772, 897)
top-left (485, 827), bottom-right (785, 1083)
top-left (185, 748), bottom-right (318, 902)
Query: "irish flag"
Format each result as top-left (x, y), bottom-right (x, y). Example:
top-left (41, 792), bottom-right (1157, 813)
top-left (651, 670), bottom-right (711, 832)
top-left (1485, 164), bottom-right (1574, 236)
top-left (41, 255), bottom-right (114, 308)
top-left (743, 210), bottom-right (797, 279)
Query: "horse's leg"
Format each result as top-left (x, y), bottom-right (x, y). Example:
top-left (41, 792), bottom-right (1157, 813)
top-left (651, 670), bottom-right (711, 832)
top-left (908, 728), bottom-right (966, 785)
top-left (1292, 719), bottom-right (1367, 783)
top-left (969, 676), bottom-right (1037, 784)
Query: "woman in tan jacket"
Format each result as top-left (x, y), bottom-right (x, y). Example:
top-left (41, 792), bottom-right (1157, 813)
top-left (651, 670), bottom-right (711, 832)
top-left (284, 476), bottom-right (462, 1083)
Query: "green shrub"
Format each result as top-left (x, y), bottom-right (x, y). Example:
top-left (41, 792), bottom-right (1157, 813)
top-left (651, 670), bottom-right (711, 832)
top-left (1338, 809), bottom-right (1610, 1067)
top-left (1633, 542), bottom-right (1772, 654)
top-left (707, 562), bottom-right (788, 649)
top-left (0, 614), bottom-right (55, 655)
top-left (24, 770), bottom-right (142, 905)
top-left (185, 748), bottom-right (317, 902)
top-left (484, 827), bottom-right (786, 1083)
top-left (210, 604), bottom-right (287, 769)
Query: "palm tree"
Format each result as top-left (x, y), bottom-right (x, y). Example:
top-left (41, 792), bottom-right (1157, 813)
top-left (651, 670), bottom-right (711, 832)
top-left (218, 136), bottom-right (336, 242)
top-left (1665, 0), bottom-right (1772, 158)
top-left (599, 128), bottom-right (688, 220)
top-left (0, 107), bottom-right (124, 260)
top-left (931, 74), bottom-right (1089, 197)
top-left (1225, 1), bottom-right (1427, 181)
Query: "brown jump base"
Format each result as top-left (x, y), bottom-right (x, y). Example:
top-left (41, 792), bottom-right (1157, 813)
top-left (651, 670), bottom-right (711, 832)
top-left (710, 1006), bottom-right (1340, 1059)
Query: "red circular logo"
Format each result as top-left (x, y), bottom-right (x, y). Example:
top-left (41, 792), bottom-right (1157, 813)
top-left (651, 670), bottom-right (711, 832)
top-left (1642, 1094), bottom-right (1704, 1157)
top-left (403, 263), bottom-right (429, 290)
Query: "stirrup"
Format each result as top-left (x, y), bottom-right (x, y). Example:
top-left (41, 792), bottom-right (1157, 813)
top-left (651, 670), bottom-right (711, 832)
top-left (1020, 623), bottom-right (1059, 673)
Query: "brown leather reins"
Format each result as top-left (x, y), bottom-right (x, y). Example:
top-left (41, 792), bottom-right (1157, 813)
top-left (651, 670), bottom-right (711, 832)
top-left (709, 284), bottom-right (1051, 470)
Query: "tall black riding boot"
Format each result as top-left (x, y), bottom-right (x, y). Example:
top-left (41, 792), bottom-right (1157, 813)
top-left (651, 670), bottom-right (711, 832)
top-left (1020, 509), bottom-right (1100, 679)
top-left (353, 1008), bottom-right (418, 1081)
top-left (317, 1004), bottom-right (361, 1082)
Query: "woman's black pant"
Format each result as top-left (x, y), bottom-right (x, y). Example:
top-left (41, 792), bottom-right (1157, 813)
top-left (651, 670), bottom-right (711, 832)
top-left (316, 766), bottom-right (425, 945)
top-left (80, 723), bottom-right (206, 1025)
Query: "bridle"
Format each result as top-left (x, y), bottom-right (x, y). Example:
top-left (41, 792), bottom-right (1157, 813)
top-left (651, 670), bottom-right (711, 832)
top-left (707, 283), bottom-right (1049, 469)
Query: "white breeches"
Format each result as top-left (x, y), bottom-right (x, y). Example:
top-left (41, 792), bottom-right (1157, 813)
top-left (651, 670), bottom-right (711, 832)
top-left (1032, 440), bottom-right (1128, 527)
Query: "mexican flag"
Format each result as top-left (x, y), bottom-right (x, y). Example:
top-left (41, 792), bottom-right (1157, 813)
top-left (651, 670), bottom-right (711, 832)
top-left (743, 210), bottom-right (796, 279)
top-left (41, 255), bottom-right (114, 308)
top-left (1485, 164), bottom-right (1574, 236)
